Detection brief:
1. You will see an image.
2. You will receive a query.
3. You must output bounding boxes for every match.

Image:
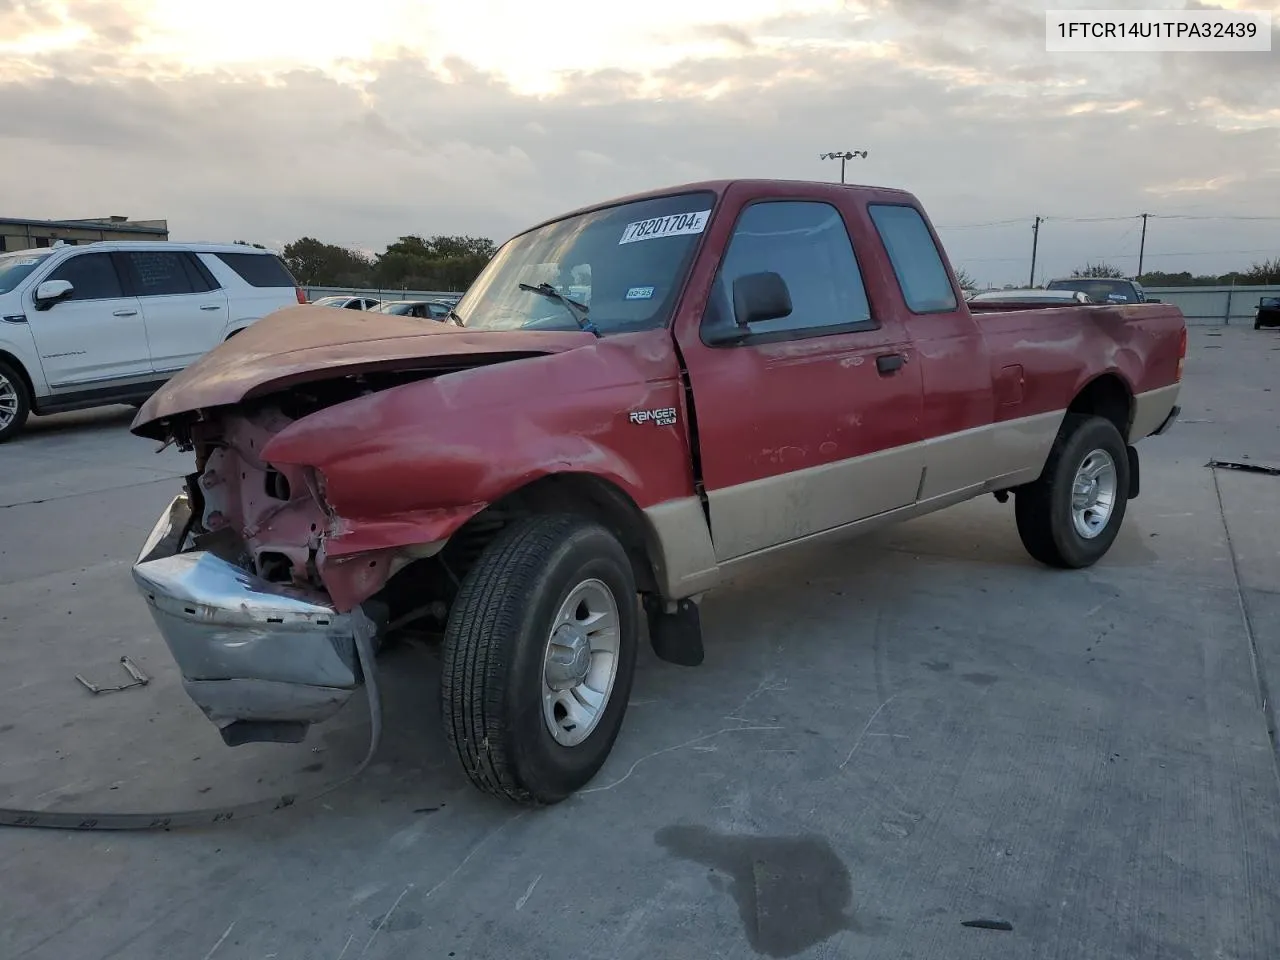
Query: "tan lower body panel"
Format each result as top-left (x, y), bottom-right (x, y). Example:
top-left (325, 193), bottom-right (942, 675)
top-left (704, 442), bottom-right (926, 561)
top-left (645, 483), bottom-right (1002, 601)
top-left (1129, 384), bottom-right (1180, 441)
top-left (644, 407), bottom-right (1067, 600)
top-left (916, 410), bottom-right (1064, 501)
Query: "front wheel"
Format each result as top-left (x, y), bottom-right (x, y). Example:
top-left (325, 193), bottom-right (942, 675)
top-left (441, 513), bottom-right (639, 804)
top-left (1014, 414), bottom-right (1130, 568)
top-left (0, 359), bottom-right (31, 444)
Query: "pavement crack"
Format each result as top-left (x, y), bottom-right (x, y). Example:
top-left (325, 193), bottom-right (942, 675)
top-left (1211, 464), bottom-right (1279, 786)
top-left (0, 476), bottom-right (181, 510)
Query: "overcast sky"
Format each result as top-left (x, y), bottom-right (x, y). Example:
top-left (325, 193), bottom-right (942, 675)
top-left (0, 0), bottom-right (1276, 285)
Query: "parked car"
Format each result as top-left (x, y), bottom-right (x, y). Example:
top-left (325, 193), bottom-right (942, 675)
top-left (1255, 296), bottom-right (1280, 330)
top-left (969, 288), bottom-right (1096, 305)
top-left (129, 179), bottom-right (1186, 805)
top-left (1045, 277), bottom-right (1158, 304)
top-left (312, 295), bottom-right (381, 310)
top-left (0, 242), bottom-right (304, 442)
top-left (374, 299), bottom-right (454, 321)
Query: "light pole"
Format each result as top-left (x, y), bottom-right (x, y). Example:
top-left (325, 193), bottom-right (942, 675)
top-left (820, 150), bottom-right (868, 184)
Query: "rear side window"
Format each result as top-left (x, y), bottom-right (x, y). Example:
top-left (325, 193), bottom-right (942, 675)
top-left (46, 253), bottom-right (124, 301)
top-left (212, 252), bottom-right (298, 288)
top-left (868, 204), bottom-right (958, 313)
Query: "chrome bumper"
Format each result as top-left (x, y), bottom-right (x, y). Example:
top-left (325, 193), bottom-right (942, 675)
top-left (131, 493), bottom-right (368, 745)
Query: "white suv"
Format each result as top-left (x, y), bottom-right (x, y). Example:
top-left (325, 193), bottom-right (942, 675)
top-left (0, 241), bottom-right (305, 442)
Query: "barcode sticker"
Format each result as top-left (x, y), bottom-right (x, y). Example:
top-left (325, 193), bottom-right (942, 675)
top-left (619, 210), bottom-right (710, 245)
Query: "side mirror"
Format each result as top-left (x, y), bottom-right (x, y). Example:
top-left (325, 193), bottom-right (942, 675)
top-left (733, 271), bottom-right (792, 327)
top-left (34, 279), bottom-right (73, 308)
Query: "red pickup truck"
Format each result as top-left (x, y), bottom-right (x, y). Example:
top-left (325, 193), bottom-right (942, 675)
top-left (130, 179), bottom-right (1185, 805)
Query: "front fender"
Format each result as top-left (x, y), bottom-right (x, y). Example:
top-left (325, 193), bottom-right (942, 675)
top-left (263, 337), bottom-right (693, 521)
top-left (263, 337), bottom-right (695, 608)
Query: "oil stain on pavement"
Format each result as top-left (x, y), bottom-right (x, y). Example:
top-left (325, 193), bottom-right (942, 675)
top-left (655, 825), bottom-right (860, 957)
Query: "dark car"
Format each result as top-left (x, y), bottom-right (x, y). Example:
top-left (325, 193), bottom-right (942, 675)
top-left (1046, 277), bottom-right (1159, 304)
top-left (1255, 297), bottom-right (1280, 330)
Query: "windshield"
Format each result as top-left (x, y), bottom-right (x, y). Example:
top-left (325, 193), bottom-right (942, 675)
top-left (455, 191), bottom-right (717, 335)
top-left (0, 250), bottom-right (52, 296)
top-left (1047, 278), bottom-right (1139, 302)
top-left (312, 296), bottom-right (347, 307)
top-left (376, 302), bottom-right (413, 315)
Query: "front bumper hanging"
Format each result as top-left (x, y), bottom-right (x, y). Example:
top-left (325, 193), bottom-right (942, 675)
top-left (131, 493), bottom-right (371, 745)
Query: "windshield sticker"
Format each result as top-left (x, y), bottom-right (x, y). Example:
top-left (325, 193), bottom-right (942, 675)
top-left (625, 286), bottom-right (655, 300)
top-left (11, 258), bottom-right (39, 266)
top-left (619, 210), bottom-right (710, 245)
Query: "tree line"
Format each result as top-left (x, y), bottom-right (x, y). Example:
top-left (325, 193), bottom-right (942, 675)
top-left (281, 235), bottom-right (498, 291)
top-left (954, 257), bottom-right (1279, 291)
top-left (277, 236), bottom-right (1276, 294)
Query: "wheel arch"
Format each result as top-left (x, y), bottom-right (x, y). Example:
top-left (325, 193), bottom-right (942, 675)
top-left (0, 349), bottom-right (35, 402)
top-left (451, 471), bottom-right (664, 597)
top-left (1066, 372), bottom-right (1134, 441)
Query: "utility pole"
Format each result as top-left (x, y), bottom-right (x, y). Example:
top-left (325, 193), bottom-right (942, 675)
top-left (1137, 213), bottom-right (1149, 278)
top-left (1029, 216), bottom-right (1042, 287)
top-left (819, 150), bottom-right (869, 184)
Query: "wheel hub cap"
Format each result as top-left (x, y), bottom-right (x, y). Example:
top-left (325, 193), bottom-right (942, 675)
top-left (545, 626), bottom-right (592, 691)
top-left (540, 578), bottom-right (621, 748)
top-left (0, 373), bottom-right (17, 430)
top-left (1070, 449), bottom-right (1118, 540)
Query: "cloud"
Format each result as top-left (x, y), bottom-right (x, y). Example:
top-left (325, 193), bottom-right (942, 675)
top-left (0, 4), bottom-right (1275, 285)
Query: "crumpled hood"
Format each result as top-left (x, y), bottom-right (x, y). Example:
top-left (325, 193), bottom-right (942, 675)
top-left (131, 305), bottom-right (595, 438)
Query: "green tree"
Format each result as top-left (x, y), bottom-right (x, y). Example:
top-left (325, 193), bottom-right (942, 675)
top-left (1072, 262), bottom-right (1126, 279)
top-left (374, 234), bottom-right (496, 290)
top-left (282, 237), bottom-right (375, 287)
top-left (1238, 258), bottom-right (1280, 284)
top-left (953, 267), bottom-right (976, 290)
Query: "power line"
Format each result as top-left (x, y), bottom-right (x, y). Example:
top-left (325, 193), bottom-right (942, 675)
top-left (1152, 214), bottom-right (1280, 221)
top-left (934, 218), bottom-right (1028, 229)
top-left (936, 212), bottom-right (1280, 229)
top-left (954, 247), bottom-right (1277, 265)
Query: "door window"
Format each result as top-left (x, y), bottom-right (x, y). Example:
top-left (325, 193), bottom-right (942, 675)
top-left (46, 254), bottom-right (124, 301)
top-left (704, 200), bottom-right (874, 341)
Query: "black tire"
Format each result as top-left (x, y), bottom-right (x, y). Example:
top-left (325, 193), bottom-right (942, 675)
top-left (0, 358), bottom-right (32, 444)
top-left (1014, 414), bottom-right (1130, 569)
top-left (441, 513), bottom-right (639, 804)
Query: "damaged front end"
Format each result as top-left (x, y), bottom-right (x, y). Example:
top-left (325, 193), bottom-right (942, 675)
top-left (131, 406), bottom-right (389, 747)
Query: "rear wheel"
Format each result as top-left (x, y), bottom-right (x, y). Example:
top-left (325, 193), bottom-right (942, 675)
top-left (0, 359), bottom-right (31, 444)
top-left (441, 513), bottom-right (639, 804)
top-left (1014, 414), bottom-right (1130, 568)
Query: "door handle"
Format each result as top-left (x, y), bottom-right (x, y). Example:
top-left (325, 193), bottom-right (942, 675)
top-left (199, 304), bottom-right (222, 311)
top-left (112, 309), bottom-right (138, 317)
top-left (876, 353), bottom-right (906, 375)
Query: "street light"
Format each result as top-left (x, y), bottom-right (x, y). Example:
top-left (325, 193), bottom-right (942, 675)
top-left (819, 150), bottom-right (869, 184)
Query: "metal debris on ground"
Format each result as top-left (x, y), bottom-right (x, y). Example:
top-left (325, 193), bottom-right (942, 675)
top-left (961, 919), bottom-right (1013, 931)
top-left (1207, 458), bottom-right (1280, 477)
top-left (75, 656), bottom-right (150, 694)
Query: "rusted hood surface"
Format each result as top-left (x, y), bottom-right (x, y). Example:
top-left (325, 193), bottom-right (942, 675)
top-left (132, 305), bottom-right (595, 433)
